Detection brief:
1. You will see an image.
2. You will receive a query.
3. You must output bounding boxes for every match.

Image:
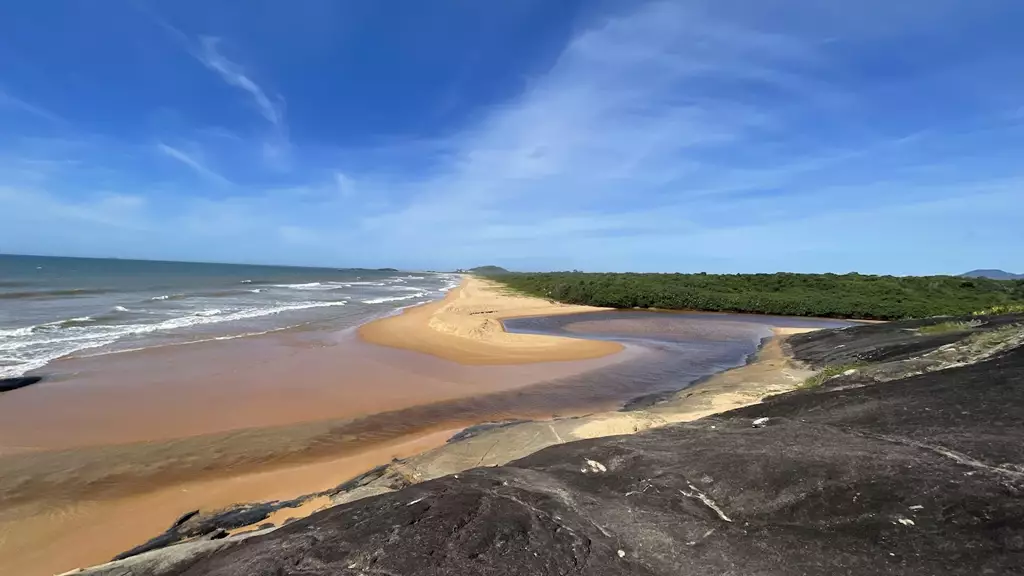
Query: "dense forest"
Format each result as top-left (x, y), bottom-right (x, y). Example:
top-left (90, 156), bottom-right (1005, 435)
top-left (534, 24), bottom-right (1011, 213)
top-left (487, 272), bottom-right (1024, 320)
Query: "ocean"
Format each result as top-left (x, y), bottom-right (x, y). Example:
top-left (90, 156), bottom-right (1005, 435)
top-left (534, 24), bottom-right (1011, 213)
top-left (0, 254), bottom-right (459, 378)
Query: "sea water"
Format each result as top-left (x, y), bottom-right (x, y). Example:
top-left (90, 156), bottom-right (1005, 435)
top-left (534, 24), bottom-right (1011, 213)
top-left (0, 254), bottom-right (459, 378)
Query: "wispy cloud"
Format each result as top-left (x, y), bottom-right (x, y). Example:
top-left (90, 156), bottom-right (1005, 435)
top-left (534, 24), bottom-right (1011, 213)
top-left (157, 143), bottom-right (232, 186)
top-left (334, 172), bottom-right (355, 197)
top-left (357, 2), bottom-right (819, 236)
top-left (197, 38), bottom-right (284, 129)
top-left (1, 0), bottom-right (1021, 273)
top-left (335, 0), bottom-right (1024, 272)
top-left (0, 88), bottom-right (63, 123)
top-left (196, 37), bottom-right (290, 165)
top-left (147, 10), bottom-right (290, 169)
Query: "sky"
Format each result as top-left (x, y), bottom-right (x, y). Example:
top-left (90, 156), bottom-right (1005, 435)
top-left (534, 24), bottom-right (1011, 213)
top-left (1, 0), bottom-right (1022, 275)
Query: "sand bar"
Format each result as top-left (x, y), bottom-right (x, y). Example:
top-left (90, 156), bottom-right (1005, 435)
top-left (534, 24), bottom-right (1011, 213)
top-left (358, 276), bottom-right (624, 363)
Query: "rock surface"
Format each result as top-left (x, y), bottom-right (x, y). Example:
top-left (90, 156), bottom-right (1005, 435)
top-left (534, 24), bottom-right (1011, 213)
top-left (73, 315), bottom-right (1024, 575)
top-left (0, 375), bottom-right (42, 393)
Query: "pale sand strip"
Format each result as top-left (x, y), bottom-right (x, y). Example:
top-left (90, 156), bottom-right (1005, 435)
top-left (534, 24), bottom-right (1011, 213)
top-left (358, 276), bottom-right (624, 364)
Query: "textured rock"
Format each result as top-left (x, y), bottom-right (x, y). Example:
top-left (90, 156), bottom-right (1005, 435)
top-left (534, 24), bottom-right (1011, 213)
top-left (786, 312), bottom-right (1024, 367)
top-left (111, 500), bottom-right (307, 561)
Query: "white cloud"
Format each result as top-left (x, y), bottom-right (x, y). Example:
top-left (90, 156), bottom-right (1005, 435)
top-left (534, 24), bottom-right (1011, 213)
top-left (198, 37), bottom-right (283, 128)
top-left (354, 1), bottom-right (820, 238)
top-left (323, 0), bottom-right (1024, 272)
top-left (196, 37), bottom-right (290, 166)
top-left (157, 143), bottom-right (232, 186)
top-left (334, 172), bottom-right (355, 197)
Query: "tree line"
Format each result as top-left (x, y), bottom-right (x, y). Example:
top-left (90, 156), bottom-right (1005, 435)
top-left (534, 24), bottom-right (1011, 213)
top-left (487, 272), bottom-right (1024, 320)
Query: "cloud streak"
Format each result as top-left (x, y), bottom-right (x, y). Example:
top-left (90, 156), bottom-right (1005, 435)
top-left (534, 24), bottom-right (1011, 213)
top-left (331, 0), bottom-right (1024, 272)
top-left (157, 143), bottom-right (232, 186)
top-left (196, 37), bottom-right (290, 165)
top-left (197, 38), bottom-right (284, 129)
top-left (0, 88), bottom-right (63, 123)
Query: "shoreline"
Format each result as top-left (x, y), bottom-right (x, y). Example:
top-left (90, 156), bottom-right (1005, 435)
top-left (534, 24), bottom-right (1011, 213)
top-left (66, 326), bottom-right (820, 576)
top-left (357, 276), bottom-right (625, 364)
top-left (0, 279), bottom-right (635, 576)
top-left (620, 332), bottom-right (777, 411)
top-left (2, 279), bottom-right (826, 576)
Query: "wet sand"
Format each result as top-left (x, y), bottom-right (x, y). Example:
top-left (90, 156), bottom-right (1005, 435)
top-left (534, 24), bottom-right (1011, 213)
top-left (0, 429), bottom-right (459, 576)
top-left (359, 276), bottom-right (624, 363)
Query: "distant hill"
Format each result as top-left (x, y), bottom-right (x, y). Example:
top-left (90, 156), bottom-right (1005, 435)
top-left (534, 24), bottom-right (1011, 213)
top-left (460, 265), bottom-right (509, 275)
top-left (962, 269), bottom-right (1023, 280)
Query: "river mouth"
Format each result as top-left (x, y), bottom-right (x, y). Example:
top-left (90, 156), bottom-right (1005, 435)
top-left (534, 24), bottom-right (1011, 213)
top-left (0, 309), bottom-right (850, 576)
top-left (502, 310), bottom-right (853, 410)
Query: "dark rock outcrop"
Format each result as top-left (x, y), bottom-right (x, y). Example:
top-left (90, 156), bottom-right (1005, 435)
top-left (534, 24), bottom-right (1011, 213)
top-left (786, 312), bottom-right (1024, 367)
top-left (0, 375), bottom-right (41, 393)
top-left (111, 500), bottom-right (306, 561)
top-left (87, 316), bottom-right (1024, 576)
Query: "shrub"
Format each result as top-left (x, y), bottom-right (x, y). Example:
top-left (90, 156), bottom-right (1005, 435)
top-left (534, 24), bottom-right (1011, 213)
top-left (800, 364), bottom-right (865, 389)
top-left (491, 272), bottom-right (1024, 320)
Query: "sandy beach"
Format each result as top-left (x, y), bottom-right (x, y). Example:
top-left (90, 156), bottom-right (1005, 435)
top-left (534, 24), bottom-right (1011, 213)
top-left (359, 276), bottom-right (624, 363)
top-left (0, 276), bottom-right (831, 576)
top-left (0, 276), bottom-right (627, 575)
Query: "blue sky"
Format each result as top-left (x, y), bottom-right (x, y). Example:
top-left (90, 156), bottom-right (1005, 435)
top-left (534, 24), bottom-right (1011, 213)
top-left (1, 0), bottom-right (1022, 274)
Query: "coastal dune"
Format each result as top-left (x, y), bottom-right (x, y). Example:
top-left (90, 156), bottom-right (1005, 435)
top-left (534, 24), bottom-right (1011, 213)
top-left (358, 276), bottom-right (624, 363)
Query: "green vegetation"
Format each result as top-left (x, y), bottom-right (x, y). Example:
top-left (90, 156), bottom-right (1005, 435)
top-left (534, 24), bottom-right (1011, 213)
top-left (973, 304), bottom-right (1024, 316)
top-left (967, 323), bottom-right (1024, 350)
top-left (491, 272), bottom-right (1024, 320)
top-left (918, 319), bottom-right (982, 335)
top-left (800, 364), bottom-right (866, 389)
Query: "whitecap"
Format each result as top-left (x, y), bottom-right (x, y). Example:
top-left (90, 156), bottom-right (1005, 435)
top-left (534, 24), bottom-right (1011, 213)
top-left (50, 316), bottom-right (96, 328)
top-left (113, 306), bottom-right (130, 312)
top-left (361, 292), bottom-right (428, 304)
top-left (0, 300), bottom-right (348, 378)
top-left (0, 326), bottom-right (34, 338)
top-left (273, 282), bottom-right (322, 290)
top-left (273, 282), bottom-right (360, 291)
